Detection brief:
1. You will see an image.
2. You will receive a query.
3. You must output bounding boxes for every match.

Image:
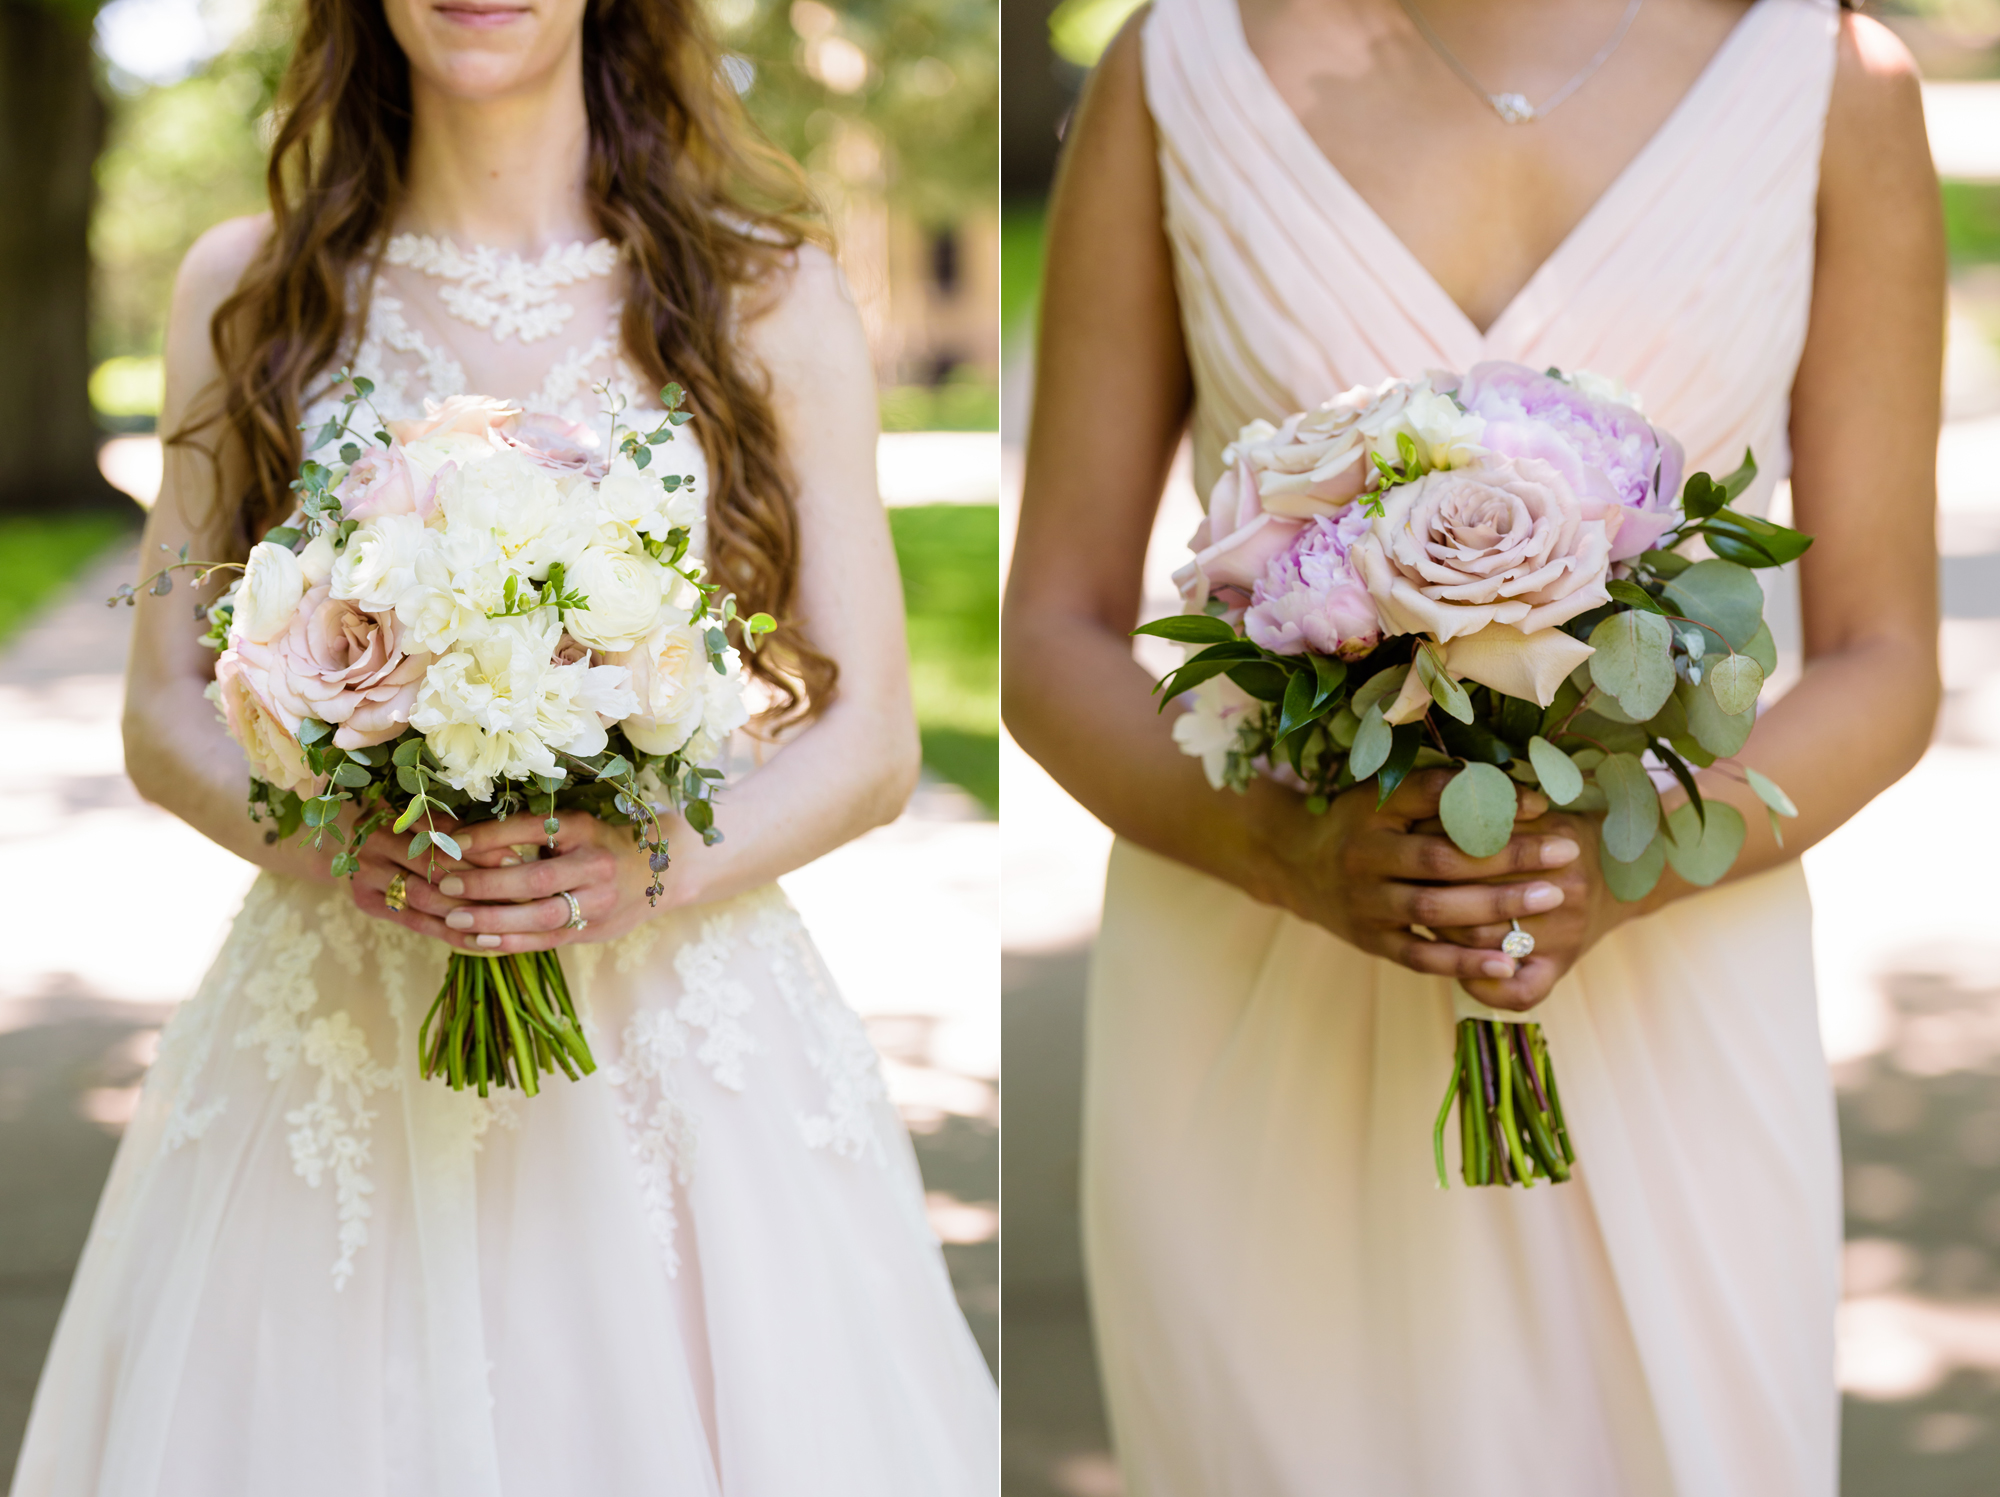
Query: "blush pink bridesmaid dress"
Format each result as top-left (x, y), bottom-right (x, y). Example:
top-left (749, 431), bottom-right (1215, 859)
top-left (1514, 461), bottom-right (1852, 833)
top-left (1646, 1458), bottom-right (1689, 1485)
top-left (1084, 1), bottom-right (1844, 1492)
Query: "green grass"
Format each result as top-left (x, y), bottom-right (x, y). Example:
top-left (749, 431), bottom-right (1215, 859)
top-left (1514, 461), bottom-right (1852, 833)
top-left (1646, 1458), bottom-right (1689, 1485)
top-left (1001, 198), bottom-right (1048, 340)
top-left (1944, 181), bottom-right (2000, 266)
top-left (0, 515), bottom-right (134, 647)
top-left (890, 503), bottom-right (998, 815)
top-left (879, 380), bottom-right (1000, 432)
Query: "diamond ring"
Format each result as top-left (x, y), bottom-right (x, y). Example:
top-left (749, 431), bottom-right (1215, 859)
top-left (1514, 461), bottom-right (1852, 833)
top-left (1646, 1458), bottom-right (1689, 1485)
top-left (559, 890), bottom-right (588, 931)
top-left (1501, 919), bottom-right (1535, 960)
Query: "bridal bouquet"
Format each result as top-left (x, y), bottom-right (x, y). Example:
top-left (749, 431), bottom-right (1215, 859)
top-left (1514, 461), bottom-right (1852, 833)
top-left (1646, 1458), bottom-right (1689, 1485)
top-left (1142, 362), bottom-right (1808, 1188)
top-left (120, 375), bottom-right (765, 1097)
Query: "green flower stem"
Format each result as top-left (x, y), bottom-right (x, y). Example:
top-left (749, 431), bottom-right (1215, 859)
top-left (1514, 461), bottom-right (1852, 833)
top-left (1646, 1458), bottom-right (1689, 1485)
top-left (1439, 1019), bottom-right (1575, 1190)
top-left (417, 951), bottom-right (598, 1096)
top-left (1432, 1043), bottom-right (1464, 1190)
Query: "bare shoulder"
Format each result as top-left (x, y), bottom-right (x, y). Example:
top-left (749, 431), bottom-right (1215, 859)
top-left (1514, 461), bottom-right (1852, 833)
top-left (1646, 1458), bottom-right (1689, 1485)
top-left (740, 242), bottom-right (870, 385)
top-left (172, 213), bottom-right (271, 325)
top-left (1088, 4), bottom-right (1153, 116)
top-left (1824, 13), bottom-right (1929, 167)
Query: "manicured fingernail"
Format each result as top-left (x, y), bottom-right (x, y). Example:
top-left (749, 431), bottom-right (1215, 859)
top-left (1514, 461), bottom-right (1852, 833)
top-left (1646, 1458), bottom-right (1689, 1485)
top-left (1483, 958), bottom-right (1516, 978)
top-left (473, 934), bottom-right (501, 949)
top-left (1524, 882), bottom-right (1563, 911)
top-left (1542, 838), bottom-right (1579, 867)
top-left (446, 910), bottom-right (474, 930)
top-left (440, 876), bottom-right (465, 896)
top-left (498, 855), bottom-right (520, 867)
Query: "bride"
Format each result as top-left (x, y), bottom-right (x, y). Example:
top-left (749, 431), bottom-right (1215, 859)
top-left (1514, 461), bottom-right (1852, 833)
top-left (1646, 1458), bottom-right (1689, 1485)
top-left (10, 0), bottom-right (995, 1492)
top-left (1005, 0), bottom-right (1939, 1491)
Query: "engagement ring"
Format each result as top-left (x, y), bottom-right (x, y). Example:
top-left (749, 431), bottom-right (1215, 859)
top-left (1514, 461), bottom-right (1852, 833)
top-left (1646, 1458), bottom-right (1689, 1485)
top-left (1502, 919), bottom-right (1535, 960)
top-left (560, 890), bottom-right (588, 931)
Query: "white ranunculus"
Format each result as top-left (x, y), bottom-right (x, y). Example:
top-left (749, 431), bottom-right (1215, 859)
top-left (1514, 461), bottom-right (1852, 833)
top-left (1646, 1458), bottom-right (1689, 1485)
top-left (331, 512), bottom-right (430, 614)
top-left (235, 540), bottom-right (308, 644)
top-left (297, 531), bottom-right (337, 587)
top-left (560, 546), bottom-right (666, 653)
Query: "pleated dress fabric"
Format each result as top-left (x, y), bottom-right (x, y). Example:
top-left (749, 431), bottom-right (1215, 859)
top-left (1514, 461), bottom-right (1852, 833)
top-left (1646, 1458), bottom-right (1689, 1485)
top-left (9, 325), bottom-right (996, 1495)
top-left (1084, 2), bottom-right (1844, 1493)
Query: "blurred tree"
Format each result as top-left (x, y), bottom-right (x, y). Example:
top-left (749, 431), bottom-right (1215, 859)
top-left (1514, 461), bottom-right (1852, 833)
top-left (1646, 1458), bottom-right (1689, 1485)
top-left (716, 0), bottom-right (997, 226)
top-left (0, 0), bottom-right (121, 511)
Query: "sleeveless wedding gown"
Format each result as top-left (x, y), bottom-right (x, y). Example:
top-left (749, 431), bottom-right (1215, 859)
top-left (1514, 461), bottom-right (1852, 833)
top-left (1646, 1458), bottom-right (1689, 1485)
top-left (1085, 2), bottom-right (1843, 1493)
top-left (9, 239), bottom-right (996, 1497)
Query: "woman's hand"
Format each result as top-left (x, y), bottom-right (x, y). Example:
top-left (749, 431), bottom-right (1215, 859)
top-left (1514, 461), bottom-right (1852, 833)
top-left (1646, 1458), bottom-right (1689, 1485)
top-left (351, 812), bottom-right (665, 953)
top-left (1259, 768), bottom-right (1583, 985)
top-left (1426, 808), bottom-right (1637, 1013)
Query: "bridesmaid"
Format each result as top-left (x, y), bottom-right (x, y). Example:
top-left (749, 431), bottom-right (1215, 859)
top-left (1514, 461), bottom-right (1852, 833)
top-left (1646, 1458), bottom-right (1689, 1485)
top-left (1004, 0), bottom-right (1940, 1491)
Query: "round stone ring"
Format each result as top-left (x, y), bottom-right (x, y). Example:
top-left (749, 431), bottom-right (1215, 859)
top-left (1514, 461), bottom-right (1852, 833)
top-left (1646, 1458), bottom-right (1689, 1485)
top-left (1501, 919), bottom-right (1536, 961)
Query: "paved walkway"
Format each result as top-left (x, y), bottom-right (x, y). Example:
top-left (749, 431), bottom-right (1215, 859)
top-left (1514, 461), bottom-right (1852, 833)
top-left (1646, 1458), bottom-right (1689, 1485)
top-left (0, 549), bottom-right (997, 1474)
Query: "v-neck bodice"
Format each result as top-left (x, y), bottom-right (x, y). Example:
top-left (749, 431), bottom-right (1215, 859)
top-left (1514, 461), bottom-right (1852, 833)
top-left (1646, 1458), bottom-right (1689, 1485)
top-left (1143, 0), bottom-right (1841, 508)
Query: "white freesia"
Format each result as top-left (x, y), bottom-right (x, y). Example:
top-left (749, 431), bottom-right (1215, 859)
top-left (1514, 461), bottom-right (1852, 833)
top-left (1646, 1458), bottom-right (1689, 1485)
top-left (331, 512), bottom-right (430, 614)
top-left (595, 452), bottom-right (702, 541)
top-left (235, 541), bottom-right (308, 644)
top-left (560, 546), bottom-right (666, 653)
top-left (1170, 675), bottom-right (1256, 790)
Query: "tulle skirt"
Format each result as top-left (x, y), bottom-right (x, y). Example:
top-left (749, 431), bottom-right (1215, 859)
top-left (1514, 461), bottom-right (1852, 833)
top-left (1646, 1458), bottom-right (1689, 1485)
top-left (10, 874), bottom-right (995, 1497)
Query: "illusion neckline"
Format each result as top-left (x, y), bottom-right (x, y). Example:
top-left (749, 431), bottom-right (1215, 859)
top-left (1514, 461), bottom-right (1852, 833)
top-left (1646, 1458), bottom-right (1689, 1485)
top-left (382, 233), bottom-right (623, 344)
top-left (1217, 0), bottom-right (1776, 350)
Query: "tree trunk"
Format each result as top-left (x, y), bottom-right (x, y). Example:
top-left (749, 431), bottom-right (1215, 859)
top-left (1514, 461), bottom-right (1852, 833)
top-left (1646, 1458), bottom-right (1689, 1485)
top-left (0, 2), bottom-right (122, 513)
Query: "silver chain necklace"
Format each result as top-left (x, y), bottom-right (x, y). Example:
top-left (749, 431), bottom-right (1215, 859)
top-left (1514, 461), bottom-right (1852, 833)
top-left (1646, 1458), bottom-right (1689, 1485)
top-left (1392, 0), bottom-right (1647, 124)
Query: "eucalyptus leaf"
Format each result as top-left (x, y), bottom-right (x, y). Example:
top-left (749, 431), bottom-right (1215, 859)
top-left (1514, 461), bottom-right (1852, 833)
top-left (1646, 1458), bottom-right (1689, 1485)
top-left (1438, 762), bottom-right (1517, 858)
top-left (1661, 801), bottom-right (1746, 887)
top-left (1745, 768), bottom-right (1798, 819)
top-left (1601, 832), bottom-right (1667, 902)
top-left (1350, 665), bottom-right (1410, 723)
top-left (1744, 620), bottom-right (1778, 676)
top-left (1640, 690), bottom-right (1689, 744)
top-left (1414, 648), bottom-right (1474, 723)
top-left (1527, 736), bottom-right (1584, 806)
top-left (331, 762), bottom-right (371, 788)
top-left (1707, 653), bottom-right (1764, 716)
top-left (1589, 611), bottom-right (1676, 721)
top-left (1597, 752), bottom-right (1661, 864)
top-left (1566, 711), bottom-right (1649, 756)
top-left (1678, 676), bottom-right (1754, 758)
top-left (392, 801), bottom-right (424, 834)
top-left (1669, 733), bottom-right (1716, 769)
top-left (431, 831), bottom-right (464, 860)
top-left (408, 827), bottom-right (432, 857)
top-left (1350, 704), bottom-right (1392, 779)
top-left (1662, 559), bottom-right (1763, 650)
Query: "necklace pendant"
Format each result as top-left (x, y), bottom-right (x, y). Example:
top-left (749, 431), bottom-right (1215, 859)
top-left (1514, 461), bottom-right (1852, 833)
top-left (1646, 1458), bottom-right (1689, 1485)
top-left (1490, 92), bottom-right (1536, 124)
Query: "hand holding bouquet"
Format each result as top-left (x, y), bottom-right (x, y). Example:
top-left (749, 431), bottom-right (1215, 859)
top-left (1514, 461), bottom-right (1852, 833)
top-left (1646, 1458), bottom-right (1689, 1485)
top-left (1143, 363), bottom-right (1808, 1187)
top-left (119, 376), bottom-right (767, 1098)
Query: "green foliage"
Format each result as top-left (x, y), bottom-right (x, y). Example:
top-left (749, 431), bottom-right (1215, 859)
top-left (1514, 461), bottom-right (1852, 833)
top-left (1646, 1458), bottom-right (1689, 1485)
top-left (1438, 762), bottom-right (1516, 859)
top-left (1662, 801), bottom-right (1746, 887)
top-left (0, 515), bottom-right (134, 645)
top-left (717, 0), bottom-right (998, 225)
top-left (1943, 181), bottom-right (2000, 267)
top-left (1588, 610), bottom-right (1675, 721)
top-left (879, 378), bottom-right (998, 431)
top-left (1000, 198), bottom-right (1047, 336)
top-left (1597, 752), bottom-right (1660, 864)
top-left (889, 502), bottom-right (997, 813)
top-left (1600, 834), bottom-right (1666, 902)
top-left (1526, 736), bottom-right (1582, 806)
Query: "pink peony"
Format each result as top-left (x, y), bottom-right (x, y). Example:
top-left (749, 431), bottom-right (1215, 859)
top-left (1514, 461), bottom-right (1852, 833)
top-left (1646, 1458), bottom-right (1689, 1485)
top-left (1243, 507), bottom-right (1381, 659)
top-left (260, 584), bottom-right (431, 750)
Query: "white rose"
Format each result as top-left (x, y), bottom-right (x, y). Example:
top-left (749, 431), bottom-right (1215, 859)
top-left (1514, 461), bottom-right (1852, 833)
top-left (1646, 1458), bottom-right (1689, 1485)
top-left (606, 617), bottom-right (709, 756)
top-left (331, 512), bottom-right (430, 614)
top-left (297, 531), bottom-right (337, 587)
top-left (235, 540), bottom-right (308, 644)
top-left (560, 546), bottom-right (666, 653)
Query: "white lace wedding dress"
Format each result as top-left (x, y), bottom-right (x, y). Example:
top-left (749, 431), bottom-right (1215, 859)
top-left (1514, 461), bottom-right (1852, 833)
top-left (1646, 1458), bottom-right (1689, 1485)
top-left (9, 238), bottom-right (996, 1497)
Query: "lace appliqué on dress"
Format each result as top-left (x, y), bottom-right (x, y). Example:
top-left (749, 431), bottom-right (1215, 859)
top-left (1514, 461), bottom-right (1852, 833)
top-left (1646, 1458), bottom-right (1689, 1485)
top-left (385, 234), bottom-right (620, 343)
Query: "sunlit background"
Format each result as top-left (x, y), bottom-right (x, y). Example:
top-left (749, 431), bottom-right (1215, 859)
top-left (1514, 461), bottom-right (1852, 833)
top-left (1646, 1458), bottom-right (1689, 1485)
top-left (0, 0), bottom-right (999, 1468)
top-left (999, 4), bottom-right (2000, 1495)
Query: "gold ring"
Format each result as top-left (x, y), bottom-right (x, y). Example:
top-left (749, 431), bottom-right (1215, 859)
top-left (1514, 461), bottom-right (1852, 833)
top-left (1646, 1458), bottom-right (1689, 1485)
top-left (559, 890), bottom-right (587, 931)
top-left (385, 869), bottom-right (409, 912)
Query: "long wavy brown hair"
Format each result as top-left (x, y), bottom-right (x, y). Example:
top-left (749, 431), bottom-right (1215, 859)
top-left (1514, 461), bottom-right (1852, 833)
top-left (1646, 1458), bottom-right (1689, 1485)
top-left (189, 0), bottom-right (836, 725)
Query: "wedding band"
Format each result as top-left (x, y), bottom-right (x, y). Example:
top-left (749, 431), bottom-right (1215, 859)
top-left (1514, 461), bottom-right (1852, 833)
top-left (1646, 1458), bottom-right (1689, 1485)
top-left (559, 890), bottom-right (588, 931)
top-left (385, 870), bottom-right (409, 912)
top-left (1501, 918), bottom-right (1535, 960)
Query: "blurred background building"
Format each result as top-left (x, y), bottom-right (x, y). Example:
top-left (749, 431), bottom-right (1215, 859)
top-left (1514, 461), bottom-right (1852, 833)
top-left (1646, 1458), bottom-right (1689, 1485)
top-left (0, 0), bottom-right (999, 1471)
top-left (1001, 4), bottom-right (2000, 1495)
